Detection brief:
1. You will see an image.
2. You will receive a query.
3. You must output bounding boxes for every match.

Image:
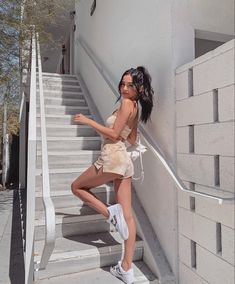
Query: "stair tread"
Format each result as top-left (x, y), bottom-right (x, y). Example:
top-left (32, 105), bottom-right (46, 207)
top-left (37, 124), bottom-right (94, 129)
top-left (37, 149), bottom-right (101, 155)
top-left (34, 231), bottom-right (143, 262)
top-left (39, 96), bottom-right (85, 101)
top-left (42, 72), bottom-right (77, 78)
top-left (37, 114), bottom-right (90, 118)
top-left (40, 82), bottom-right (80, 87)
top-left (35, 206), bottom-right (104, 226)
top-left (36, 167), bottom-right (93, 175)
top-left (41, 90), bottom-right (83, 94)
top-left (37, 136), bottom-right (101, 140)
top-left (41, 105), bottom-right (88, 109)
top-left (35, 185), bottom-right (112, 197)
top-left (42, 78), bottom-right (79, 83)
top-left (36, 261), bottom-right (158, 284)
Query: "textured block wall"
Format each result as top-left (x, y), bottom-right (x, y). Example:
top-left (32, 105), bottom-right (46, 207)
top-left (175, 40), bottom-right (234, 284)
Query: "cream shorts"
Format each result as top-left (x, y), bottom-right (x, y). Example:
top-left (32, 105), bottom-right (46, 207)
top-left (93, 140), bottom-right (134, 179)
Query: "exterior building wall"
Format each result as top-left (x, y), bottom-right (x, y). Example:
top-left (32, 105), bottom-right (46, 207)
top-left (176, 40), bottom-right (235, 284)
top-left (72, 0), bottom-right (234, 281)
top-left (74, 0), bottom-right (195, 277)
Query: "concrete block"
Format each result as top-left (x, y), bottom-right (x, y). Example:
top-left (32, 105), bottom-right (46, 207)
top-left (193, 48), bottom-right (235, 95)
top-left (178, 181), bottom-right (191, 210)
top-left (177, 154), bottom-right (215, 186)
top-left (194, 122), bottom-right (234, 156)
top-left (220, 156), bottom-right (235, 193)
top-left (178, 207), bottom-right (194, 238)
top-left (176, 70), bottom-right (190, 100)
top-left (222, 225), bottom-right (235, 265)
top-left (178, 234), bottom-right (192, 267)
top-left (176, 92), bottom-right (214, 126)
top-left (195, 184), bottom-right (235, 229)
top-left (176, 127), bottom-right (190, 153)
top-left (197, 245), bottom-right (234, 284)
top-left (178, 208), bottom-right (217, 253)
top-left (219, 84), bottom-right (235, 122)
top-left (179, 262), bottom-right (208, 284)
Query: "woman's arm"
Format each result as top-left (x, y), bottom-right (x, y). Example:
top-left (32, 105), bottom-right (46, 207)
top-left (73, 99), bottom-right (133, 140)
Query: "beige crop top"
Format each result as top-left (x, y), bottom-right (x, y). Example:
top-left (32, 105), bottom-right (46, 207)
top-left (105, 114), bottom-right (132, 140)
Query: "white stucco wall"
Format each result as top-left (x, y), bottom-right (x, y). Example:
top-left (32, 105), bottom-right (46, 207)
top-left (71, 0), bottom-right (234, 281)
top-left (189, 0), bottom-right (235, 38)
top-left (176, 40), bottom-right (235, 284)
top-left (74, 0), bottom-right (195, 277)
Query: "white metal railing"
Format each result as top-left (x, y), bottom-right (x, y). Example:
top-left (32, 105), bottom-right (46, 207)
top-left (36, 33), bottom-right (56, 270)
top-left (24, 32), bottom-right (55, 284)
top-left (78, 37), bottom-right (235, 205)
top-left (25, 32), bottom-right (37, 284)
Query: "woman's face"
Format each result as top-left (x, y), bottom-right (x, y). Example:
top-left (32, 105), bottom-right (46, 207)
top-left (119, 74), bottom-right (138, 101)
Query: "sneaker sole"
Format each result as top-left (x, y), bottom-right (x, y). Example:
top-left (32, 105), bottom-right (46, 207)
top-left (110, 266), bottom-right (134, 284)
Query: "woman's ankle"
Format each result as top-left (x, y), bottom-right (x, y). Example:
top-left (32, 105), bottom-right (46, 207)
top-left (121, 260), bottom-right (132, 271)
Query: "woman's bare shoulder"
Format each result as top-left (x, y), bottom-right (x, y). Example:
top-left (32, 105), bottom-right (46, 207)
top-left (120, 98), bottom-right (135, 109)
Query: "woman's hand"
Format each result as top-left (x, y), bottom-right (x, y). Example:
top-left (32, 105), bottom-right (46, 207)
top-left (73, 113), bottom-right (90, 125)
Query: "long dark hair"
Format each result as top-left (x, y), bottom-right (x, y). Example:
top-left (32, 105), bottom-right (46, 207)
top-left (117, 66), bottom-right (154, 123)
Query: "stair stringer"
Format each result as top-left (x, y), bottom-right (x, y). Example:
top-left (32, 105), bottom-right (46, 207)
top-left (132, 189), bottom-right (176, 284)
top-left (76, 73), bottom-right (176, 284)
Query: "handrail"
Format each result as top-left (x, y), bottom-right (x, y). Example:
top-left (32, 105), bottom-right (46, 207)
top-left (36, 33), bottom-right (56, 270)
top-left (24, 32), bottom-right (56, 284)
top-left (25, 31), bottom-right (37, 284)
top-left (78, 37), bottom-right (235, 205)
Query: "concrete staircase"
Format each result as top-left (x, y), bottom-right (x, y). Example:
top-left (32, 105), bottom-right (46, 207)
top-left (34, 73), bottom-right (158, 283)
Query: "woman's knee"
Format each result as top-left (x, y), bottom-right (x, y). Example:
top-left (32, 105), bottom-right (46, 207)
top-left (71, 181), bottom-right (80, 195)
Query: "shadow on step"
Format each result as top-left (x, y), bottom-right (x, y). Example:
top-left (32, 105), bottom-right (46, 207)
top-left (64, 229), bottom-right (120, 248)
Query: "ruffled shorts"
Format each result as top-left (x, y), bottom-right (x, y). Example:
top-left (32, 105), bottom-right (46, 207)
top-left (93, 140), bottom-right (134, 179)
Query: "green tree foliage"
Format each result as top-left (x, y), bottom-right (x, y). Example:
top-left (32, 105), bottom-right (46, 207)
top-left (0, 0), bottom-right (74, 160)
top-left (0, 0), bottom-right (72, 87)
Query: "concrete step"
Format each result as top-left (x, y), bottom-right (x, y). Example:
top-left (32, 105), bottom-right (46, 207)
top-left (36, 150), bottom-right (100, 168)
top-left (36, 125), bottom-right (98, 137)
top-left (35, 167), bottom-right (100, 188)
top-left (34, 205), bottom-right (113, 241)
top-left (40, 90), bottom-right (84, 100)
top-left (37, 136), bottom-right (101, 151)
top-left (39, 83), bottom-right (82, 92)
top-left (37, 96), bottom-right (87, 107)
top-left (36, 261), bottom-right (158, 284)
top-left (37, 105), bottom-right (90, 115)
top-left (42, 78), bottom-right (79, 86)
top-left (36, 183), bottom-right (113, 197)
top-left (42, 73), bottom-right (77, 80)
top-left (36, 114), bottom-right (92, 125)
top-left (35, 185), bottom-right (114, 209)
top-left (34, 231), bottom-right (144, 280)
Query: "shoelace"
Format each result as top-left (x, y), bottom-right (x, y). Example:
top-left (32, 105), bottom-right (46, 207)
top-left (111, 215), bottom-right (117, 227)
top-left (113, 265), bottom-right (122, 275)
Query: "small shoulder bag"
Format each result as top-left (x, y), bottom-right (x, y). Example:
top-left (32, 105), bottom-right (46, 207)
top-left (126, 133), bottom-right (147, 182)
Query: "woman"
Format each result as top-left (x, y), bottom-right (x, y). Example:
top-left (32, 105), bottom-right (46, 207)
top-left (71, 66), bottom-right (154, 284)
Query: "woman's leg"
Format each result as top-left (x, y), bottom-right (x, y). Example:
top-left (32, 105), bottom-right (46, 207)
top-left (71, 165), bottom-right (122, 218)
top-left (114, 178), bottom-right (136, 271)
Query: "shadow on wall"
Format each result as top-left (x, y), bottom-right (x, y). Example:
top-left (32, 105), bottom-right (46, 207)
top-left (0, 135), bottom-right (19, 189)
top-left (9, 135), bottom-right (19, 185)
top-left (9, 189), bottom-right (25, 284)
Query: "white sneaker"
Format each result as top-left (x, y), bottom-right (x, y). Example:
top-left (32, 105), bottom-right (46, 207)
top-left (110, 261), bottom-right (134, 284)
top-left (107, 204), bottom-right (129, 240)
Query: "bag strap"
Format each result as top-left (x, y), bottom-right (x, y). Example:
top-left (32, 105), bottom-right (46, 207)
top-left (132, 146), bottom-right (145, 183)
